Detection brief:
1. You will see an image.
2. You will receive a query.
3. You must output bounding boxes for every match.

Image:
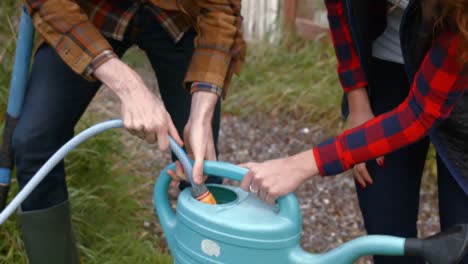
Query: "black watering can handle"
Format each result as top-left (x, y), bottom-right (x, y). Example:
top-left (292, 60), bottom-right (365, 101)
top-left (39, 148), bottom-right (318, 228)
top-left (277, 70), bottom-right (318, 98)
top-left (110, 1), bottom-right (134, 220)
top-left (405, 224), bottom-right (468, 264)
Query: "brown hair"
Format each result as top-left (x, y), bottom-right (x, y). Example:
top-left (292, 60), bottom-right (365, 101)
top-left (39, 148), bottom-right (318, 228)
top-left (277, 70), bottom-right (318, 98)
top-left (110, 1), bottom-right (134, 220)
top-left (422, 0), bottom-right (468, 63)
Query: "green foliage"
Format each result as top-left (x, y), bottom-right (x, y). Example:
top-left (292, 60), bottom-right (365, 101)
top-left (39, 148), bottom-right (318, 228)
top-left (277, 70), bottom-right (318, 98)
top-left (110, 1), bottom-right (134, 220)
top-left (68, 119), bottom-right (172, 264)
top-left (226, 35), bottom-right (343, 132)
top-left (0, 0), bottom-right (20, 116)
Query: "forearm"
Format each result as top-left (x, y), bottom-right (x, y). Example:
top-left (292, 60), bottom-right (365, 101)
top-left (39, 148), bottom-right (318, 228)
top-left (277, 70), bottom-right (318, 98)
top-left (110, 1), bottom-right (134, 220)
top-left (288, 150), bottom-right (320, 180)
top-left (189, 91), bottom-right (219, 124)
top-left (94, 58), bottom-right (139, 98)
top-left (313, 31), bottom-right (466, 176)
top-left (347, 87), bottom-right (372, 114)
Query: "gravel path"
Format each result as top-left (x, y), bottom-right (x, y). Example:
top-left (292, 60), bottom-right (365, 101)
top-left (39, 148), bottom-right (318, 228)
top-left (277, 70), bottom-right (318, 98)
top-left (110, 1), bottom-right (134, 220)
top-left (86, 75), bottom-right (439, 264)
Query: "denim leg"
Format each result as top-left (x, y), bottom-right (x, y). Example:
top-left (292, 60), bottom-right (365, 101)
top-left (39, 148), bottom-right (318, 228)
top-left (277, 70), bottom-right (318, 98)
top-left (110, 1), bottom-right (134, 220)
top-left (136, 10), bottom-right (222, 185)
top-left (13, 40), bottom-right (130, 211)
top-left (437, 156), bottom-right (468, 263)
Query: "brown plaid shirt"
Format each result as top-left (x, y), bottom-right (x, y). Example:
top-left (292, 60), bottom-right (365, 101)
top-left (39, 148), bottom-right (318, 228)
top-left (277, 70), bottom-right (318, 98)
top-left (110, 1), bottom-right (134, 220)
top-left (24, 0), bottom-right (246, 97)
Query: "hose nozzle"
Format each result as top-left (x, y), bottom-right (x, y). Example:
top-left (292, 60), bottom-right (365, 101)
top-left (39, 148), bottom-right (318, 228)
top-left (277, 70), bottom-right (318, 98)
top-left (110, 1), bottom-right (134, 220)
top-left (168, 137), bottom-right (217, 205)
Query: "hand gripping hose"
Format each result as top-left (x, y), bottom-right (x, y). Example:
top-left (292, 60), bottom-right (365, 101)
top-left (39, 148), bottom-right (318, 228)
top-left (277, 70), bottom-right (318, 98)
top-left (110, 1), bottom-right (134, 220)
top-left (0, 119), bottom-right (214, 225)
top-left (168, 137), bottom-right (216, 204)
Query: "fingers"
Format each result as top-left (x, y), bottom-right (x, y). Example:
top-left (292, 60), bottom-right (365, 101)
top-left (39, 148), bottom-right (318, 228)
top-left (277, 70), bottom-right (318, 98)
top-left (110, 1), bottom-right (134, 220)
top-left (143, 126), bottom-right (156, 143)
top-left (265, 193), bottom-right (276, 205)
top-left (353, 165), bottom-right (367, 188)
top-left (168, 161), bottom-right (189, 187)
top-left (258, 189), bottom-right (267, 201)
top-left (353, 163), bottom-right (373, 189)
top-left (167, 114), bottom-right (183, 146)
top-left (167, 169), bottom-right (180, 187)
top-left (359, 164), bottom-right (373, 185)
top-left (206, 139), bottom-right (217, 161)
top-left (192, 156), bottom-right (204, 185)
top-left (156, 126), bottom-right (169, 150)
top-left (376, 156), bottom-right (385, 167)
top-left (238, 162), bottom-right (255, 169)
top-left (240, 168), bottom-right (254, 191)
top-left (175, 161), bottom-right (188, 181)
top-left (238, 163), bottom-right (279, 205)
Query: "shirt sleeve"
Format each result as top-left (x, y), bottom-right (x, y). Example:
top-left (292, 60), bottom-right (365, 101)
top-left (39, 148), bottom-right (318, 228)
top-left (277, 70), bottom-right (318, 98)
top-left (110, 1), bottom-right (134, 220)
top-left (313, 31), bottom-right (467, 176)
top-left (184, 0), bottom-right (246, 98)
top-left (24, 0), bottom-right (116, 80)
top-left (325, 0), bottom-right (367, 92)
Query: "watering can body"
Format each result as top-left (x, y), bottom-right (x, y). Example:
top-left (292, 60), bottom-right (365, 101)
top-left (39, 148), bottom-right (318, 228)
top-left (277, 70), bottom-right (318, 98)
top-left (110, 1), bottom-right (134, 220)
top-left (155, 161), bottom-right (468, 264)
top-left (155, 162), bottom-right (308, 264)
top-left (171, 184), bottom-right (301, 264)
top-left (154, 162), bottom-right (407, 264)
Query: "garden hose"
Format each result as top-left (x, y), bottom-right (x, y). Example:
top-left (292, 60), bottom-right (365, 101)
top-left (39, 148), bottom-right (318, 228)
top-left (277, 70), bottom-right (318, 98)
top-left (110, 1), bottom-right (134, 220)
top-left (0, 119), bottom-right (215, 225)
top-left (168, 137), bottom-right (216, 204)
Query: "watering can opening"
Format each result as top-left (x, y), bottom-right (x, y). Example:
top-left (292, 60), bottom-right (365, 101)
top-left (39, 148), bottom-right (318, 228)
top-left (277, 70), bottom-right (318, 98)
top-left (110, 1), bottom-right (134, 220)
top-left (201, 185), bottom-right (238, 205)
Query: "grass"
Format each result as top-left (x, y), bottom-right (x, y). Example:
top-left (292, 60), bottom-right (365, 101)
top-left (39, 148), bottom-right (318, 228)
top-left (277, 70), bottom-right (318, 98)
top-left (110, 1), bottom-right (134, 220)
top-left (224, 34), bottom-right (438, 176)
top-left (0, 0), bottom-right (18, 114)
top-left (225, 34), bottom-right (344, 133)
top-left (0, 117), bottom-right (173, 264)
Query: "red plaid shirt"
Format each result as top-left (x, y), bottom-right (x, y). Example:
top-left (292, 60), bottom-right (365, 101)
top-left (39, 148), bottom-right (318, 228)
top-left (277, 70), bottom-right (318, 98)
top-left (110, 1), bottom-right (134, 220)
top-left (313, 0), bottom-right (467, 176)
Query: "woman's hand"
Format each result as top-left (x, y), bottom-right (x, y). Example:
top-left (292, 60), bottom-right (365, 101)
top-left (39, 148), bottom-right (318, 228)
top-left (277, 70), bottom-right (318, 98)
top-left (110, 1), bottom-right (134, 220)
top-left (346, 88), bottom-right (384, 188)
top-left (94, 58), bottom-right (183, 150)
top-left (239, 151), bottom-right (318, 205)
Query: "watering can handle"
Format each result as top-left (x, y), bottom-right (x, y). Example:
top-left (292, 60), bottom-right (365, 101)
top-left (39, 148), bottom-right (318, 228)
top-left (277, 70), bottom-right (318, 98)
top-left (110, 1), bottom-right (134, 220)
top-left (154, 161), bottom-right (301, 226)
top-left (202, 161), bottom-right (301, 220)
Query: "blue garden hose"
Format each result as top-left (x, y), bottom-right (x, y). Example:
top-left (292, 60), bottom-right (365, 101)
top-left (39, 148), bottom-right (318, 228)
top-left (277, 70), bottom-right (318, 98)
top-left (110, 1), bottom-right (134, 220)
top-left (0, 7), bottom-right (35, 210)
top-left (0, 119), bottom-right (203, 225)
top-left (0, 120), bottom-right (123, 224)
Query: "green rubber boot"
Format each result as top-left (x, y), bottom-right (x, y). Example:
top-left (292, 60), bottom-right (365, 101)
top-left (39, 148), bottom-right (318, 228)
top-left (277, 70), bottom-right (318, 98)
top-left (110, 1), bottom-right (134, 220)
top-left (19, 201), bottom-right (80, 264)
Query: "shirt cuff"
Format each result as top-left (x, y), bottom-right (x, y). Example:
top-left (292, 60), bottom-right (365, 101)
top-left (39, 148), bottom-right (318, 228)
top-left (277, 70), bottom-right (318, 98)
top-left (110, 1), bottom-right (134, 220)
top-left (84, 50), bottom-right (117, 81)
top-left (312, 136), bottom-right (348, 176)
top-left (191, 82), bottom-right (223, 97)
top-left (338, 67), bottom-right (368, 93)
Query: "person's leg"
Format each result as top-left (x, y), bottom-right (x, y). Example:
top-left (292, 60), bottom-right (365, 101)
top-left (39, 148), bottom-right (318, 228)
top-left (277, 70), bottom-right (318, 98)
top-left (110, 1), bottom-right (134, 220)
top-left (437, 155), bottom-right (468, 263)
top-left (13, 39), bottom-right (130, 264)
top-left (136, 7), bottom-right (221, 185)
top-left (14, 39), bottom-right (130, 211)
top-left (355, 58), bottom-right (427, 264)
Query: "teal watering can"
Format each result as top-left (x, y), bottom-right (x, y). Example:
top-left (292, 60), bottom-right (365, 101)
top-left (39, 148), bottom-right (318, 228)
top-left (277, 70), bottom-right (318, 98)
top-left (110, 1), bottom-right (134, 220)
top-left (155, 162), bottom-right (468, 264)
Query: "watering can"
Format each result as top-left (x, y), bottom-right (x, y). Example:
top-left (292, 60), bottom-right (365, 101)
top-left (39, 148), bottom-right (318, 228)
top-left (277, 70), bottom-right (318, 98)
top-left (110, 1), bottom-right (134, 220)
top-left (155, 161), bottom-right (468, 264)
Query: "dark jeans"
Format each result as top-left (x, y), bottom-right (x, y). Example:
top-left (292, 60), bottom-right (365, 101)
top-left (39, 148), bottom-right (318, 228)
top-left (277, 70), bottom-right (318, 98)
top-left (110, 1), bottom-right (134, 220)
top-left (13, 7), bottom-right (221, 212)
top-left (356, 58), bottom-right (468, 264)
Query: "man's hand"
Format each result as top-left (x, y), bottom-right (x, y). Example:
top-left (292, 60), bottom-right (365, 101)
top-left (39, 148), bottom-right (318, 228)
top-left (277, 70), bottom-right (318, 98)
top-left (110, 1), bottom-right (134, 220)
top-left (94, 58), bottom-right (183, 149)
top-left (184, 91), bottom-right (219, 184)
top-left (346, 88), bottom-right (384, 188)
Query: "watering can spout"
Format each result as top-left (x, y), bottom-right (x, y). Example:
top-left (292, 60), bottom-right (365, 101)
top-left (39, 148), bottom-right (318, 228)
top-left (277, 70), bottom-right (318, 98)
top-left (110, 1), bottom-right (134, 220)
top-left (154, 164), bottom-right (177, 250)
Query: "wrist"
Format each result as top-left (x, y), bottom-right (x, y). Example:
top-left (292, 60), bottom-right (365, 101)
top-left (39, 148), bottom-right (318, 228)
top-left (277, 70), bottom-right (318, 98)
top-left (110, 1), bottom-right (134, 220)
top-left (347, 87), bottom-right (372, 114)
top-left (190, 91), bottom-right (219, 123)
top-left (94, 58), bottom-right (145, 99)
top-left (288, 151), bottom-right (319, 180)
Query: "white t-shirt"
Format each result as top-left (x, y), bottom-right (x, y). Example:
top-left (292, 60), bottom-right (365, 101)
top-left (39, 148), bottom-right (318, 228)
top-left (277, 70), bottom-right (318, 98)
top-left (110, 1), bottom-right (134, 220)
top-left (372, 0), bottom-right (409, 64)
